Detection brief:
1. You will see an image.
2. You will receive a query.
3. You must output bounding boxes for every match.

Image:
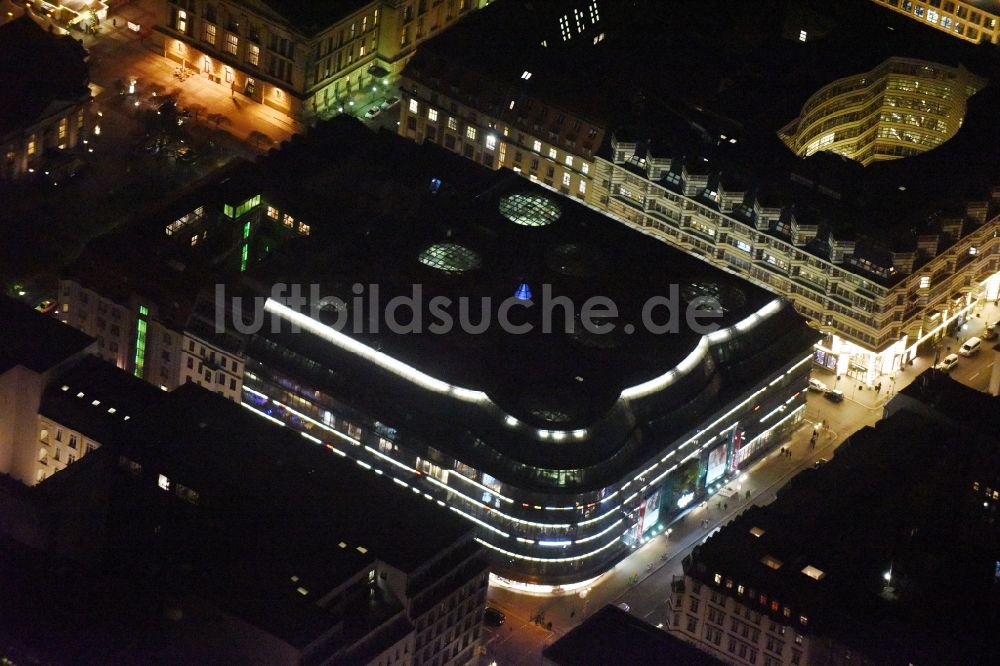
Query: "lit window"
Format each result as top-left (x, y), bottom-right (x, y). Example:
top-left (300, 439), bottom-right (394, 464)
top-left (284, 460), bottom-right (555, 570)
top-left (564, 155), bottom-right (573, 167)
top-left (267, 206), bottom-right (279, 219)
top-left (58, 118), bottom-right (68, 140)
top-left (158, 474), bottom-right (170, 490)
top-left (176, 9), bottom-right (187, 32)
top-left (578, 180), bottom-right (586, 194)
top-left (521, 70), bottom-right (532, 80)
top-left (428, 108), bottom-right (438, 122)
top-left (225, 66), bottom-right (233, 83)
top-left (298, 222), bottom-right (310, 235)
top-left (248, 44), bottom-right (260, 66)
top-left (448, 116), bottom-right (458, 131)
top-left (466, 126), bottom-right (477, 140)
top-left (920, 275), bottom-right (931, 289)
top-left (27, 134), bottom-right (36, 156)
top-left (486, 134), bottom-right (497, 150)
top-left (562, 172), bottom-right (571, 187)
top-left (548, 148), bottom-right (557, 159)
top-left (581, 163), bottom-right (589, 175)
top-left (275, 87), bottom-right (283, 99)
top-left (203, 22), bottom-right (216, 45)
top-left (714, 573), bottom-right (722, 584)
top-left (533, 140), bottom-right (542, 152)
top-left (224, 32), bottom-right (238, 55)
top-left (799, 29), bottom-right (807, 42)
top-left (283, 213), bottom-right (294, 228)
top-left (409, 98), bottom-right (419, 114)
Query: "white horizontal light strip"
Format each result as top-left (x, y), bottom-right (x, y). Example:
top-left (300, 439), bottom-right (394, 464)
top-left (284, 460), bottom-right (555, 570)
top-left (452, 506), bottom-right (510, 538)
top-left (620, 299), bottom-right (783, 400)
top-left (449, 469), bottom-right (516, 504)
top-left (266, 298), bottom-right (491, 403)
top-left (476, 534), bottom-right (621, 563)
top-left (424, 476), bottom-right (573, 528)
top-left (240, 402), bottom-right (286, 426)
top-left (574, 518), bottom-right (624, 544)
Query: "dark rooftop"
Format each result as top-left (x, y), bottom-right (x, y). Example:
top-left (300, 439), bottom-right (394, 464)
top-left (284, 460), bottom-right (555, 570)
top-left (407, 0), bottom-right (1000, 279)
top-left (684, 406), bottom-right (1000, 663)
top-left (38, 355), bottom-right (164, 444)
top-left (218, 118), bottom-right (815, 491)
top-left (0, 15), bottom-right (89, 137)
top-left (260, 0), bottom-right (377, 37)
top-left (543, 604), bottom-right (725, 666)
top-left (890, 367), bottom-right (1000, 432)
top-left (0, 296), bottom-right (94, 374)
top-left (106, 382), bottom-right (473, 646)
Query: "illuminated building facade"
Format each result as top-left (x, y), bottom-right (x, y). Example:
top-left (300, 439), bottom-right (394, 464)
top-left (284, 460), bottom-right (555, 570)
top-left (868, 0), bottom-right (1000, 43)
top-left (179, 119), bottom-right (820, 583)
top-left (154, 0), bottom-right (487, 119)
top-left (0, 15), bottom-right (92, 179)
top-left (399, 0), bottom-right (1000, 385)
top-left (779, 58), bottom-right (986, 165)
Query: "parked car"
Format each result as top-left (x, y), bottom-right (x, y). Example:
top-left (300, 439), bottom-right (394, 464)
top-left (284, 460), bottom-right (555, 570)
top-left (34, 298), bottom-right (56, 314)
top-left (813, 458), bottom-right (829, 469)
top-left (808, 378), bottom-right (828, 392)
top-left (823, 389), bottom-right (844, 403)
top-left (381, 95), bottom-right (400, 110)
top-left (483, 607), bottom-right (505, 626)
top-left (936, 353), bottom-right (959, 372)
top-left (959, 336), bottom-right (982, 357)
top-left (617, 602), bottom-right (631, 613)
top-left (364, 105), bottom-right (382, 119)
top-left (983, 326), bottom-right (998, 341)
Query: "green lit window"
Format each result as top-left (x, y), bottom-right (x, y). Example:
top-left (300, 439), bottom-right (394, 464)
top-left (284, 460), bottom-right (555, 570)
top-left (234, 194), bottom-right (262, 218)
top-left (418, 243), bottom-right (482, 273)
top-left (223, 204), bottom-right (235, 218)
top-left (134, 306), bottom-right (149, 378)
top-left (241, 244), bottom-right (249, 272)
top-left (243, 221), bottom-right (251, 239)
top-left (499, 192), bottom-right (562, 226)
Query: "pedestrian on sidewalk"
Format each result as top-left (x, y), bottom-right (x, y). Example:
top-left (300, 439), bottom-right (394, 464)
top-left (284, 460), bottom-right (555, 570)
top-left (723, 503), bottom-right (728, 510)
top-left (746, 489), bottom-right (751, 500)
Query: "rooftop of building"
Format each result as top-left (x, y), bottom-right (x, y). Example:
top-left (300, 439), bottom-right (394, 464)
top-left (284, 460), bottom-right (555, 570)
top-left (38, 355), bottom-right (164, 444)
top-left (893, 366), bottom-right (1000, 431)
top-left (542, 604), bottom-right (725, 666)
top-left (0, 297), bottom-right (94, 375)
top-left (107, 383), bottom-right (474, 645)
top-left (219, 118), bottom-right (815, 490)
top-left (259, 0), bottom-right (376, 37)
top-left (406, 0), bottom-right (1000, 281)
top-left (683, 406), bottom-right (1000, 662)
top-left (0, 15), bottom-right (89, 138)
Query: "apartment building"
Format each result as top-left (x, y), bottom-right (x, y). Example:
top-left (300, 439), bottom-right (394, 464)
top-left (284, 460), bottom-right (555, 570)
top-left (154, 0), bottom-right (486, 119)
top-left (57, 277), bottom-right (246, 401)
top-left (0, 15), bottom-right (92, 179)
top-left (667, 379), bottom-right (1000, 663)
top-left (868, 0), bottom-right (1000, 43)
top-left (400, 0), bottom-right (1000, 384)
top-left (0, 298), bottom-right (160, 487)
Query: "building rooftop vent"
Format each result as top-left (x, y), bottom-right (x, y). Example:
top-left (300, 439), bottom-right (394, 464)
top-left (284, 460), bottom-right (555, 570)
top-left (801, 565), bottom-right (826, 581)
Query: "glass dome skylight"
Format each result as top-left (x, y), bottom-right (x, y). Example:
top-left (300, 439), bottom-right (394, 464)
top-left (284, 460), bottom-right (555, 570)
top-left (418, 243), bottom-right (482, 273)
top-left (499, 192), bottom-right (562, 227)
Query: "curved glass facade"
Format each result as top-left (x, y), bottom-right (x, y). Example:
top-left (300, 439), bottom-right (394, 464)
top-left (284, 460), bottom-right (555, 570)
top-left (779, 57), bottom-right (986, 165)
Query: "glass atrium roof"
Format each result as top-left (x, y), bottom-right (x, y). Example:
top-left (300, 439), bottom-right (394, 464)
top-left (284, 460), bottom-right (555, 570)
top-left (499, 192), bottom-right (562, 227)
top-left (418, 242), bottom-right (482, 273)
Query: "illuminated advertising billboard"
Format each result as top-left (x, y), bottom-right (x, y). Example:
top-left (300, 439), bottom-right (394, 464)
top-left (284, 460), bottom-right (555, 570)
top-left (706, 443), bottom-right (727, 485)
top-left (639, 489), bottom-right (661, 535)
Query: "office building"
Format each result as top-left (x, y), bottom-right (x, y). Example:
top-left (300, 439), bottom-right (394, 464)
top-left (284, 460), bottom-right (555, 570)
top-left (0, 15), bottom-right (93, 179)
top-left (399, 0), bottom-right (1000, 385)
top-left (868, 0), bottom-right (1000, 43)
top-left (154, 0), bottom-right (488, 120)
top-left (666, 379), bottom-right (1000, 664)
top-left (168, 118), bottom-right (819, 583)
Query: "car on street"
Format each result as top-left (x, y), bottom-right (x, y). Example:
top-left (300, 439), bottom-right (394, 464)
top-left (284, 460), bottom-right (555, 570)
top-left (936, 353), bottom-right (960, 372)
top-left (823, 389), bottom-right (844, 403)
top-left (381, 95), bottom-right (400, 110)
top-left (983, 326), bottom-right (998, 341)
top-left (617, 602), bottom-right (631, 613)
top-left (34, 298), bottom-right (56, 314)
top-left (174, 145), bottom-right (199, 165)
top-left (813, 458), bottom-right (829, 469)
top-left (483, 607), bottom-right (505, 626)
top-left (808, 378), bottom-right (828, 392)
top-left (364, 105), bottom-right (382, 119)
top-left (959, 336), bottom-right (982, 356)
